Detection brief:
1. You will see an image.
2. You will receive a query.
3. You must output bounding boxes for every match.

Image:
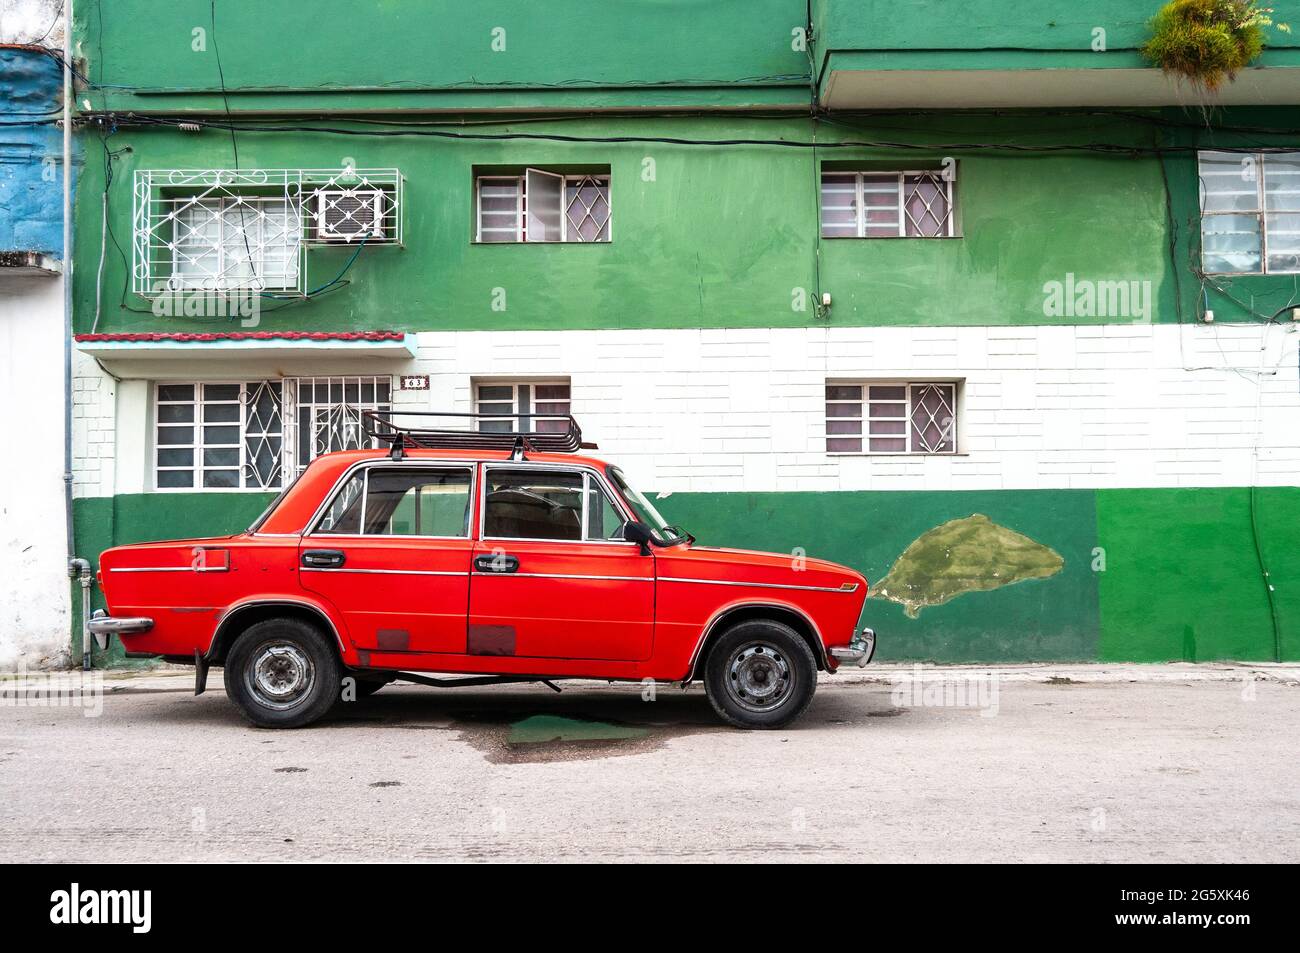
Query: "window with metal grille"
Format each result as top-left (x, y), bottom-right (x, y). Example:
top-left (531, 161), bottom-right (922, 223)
top-left (825, 382), bottom-right (959, 454)
top-left (284, 376), bottom-right (393, 474)
top-left (475, 170), bottom-right (611, 243)
top-left (1200, 151), bottom-right (1300, 274)
top-left (820, 170), bottom-right (955, 239)
top-left (170, 197), bottom-right (300, 291)
top-left (154, 382), bottom-right (284, 489)
top-left (474, 380), bottom-right (572, 433)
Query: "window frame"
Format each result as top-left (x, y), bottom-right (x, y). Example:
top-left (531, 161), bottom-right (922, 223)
top-left (820, 169), bottom-right (957, 240)
top-left (473, 379), bottom-right (572, 433)
top-left (153, 381), bottom-right (285, 492)
top-left (473, 170), bottom-right (612, 243)
top-left (167, 195), bottom-right (301, 291)
top-left (285, 375), bottom-right (394, 476)
top-left (307, 462), bottom-right (477, 540)
top-left (478, 463), bottom-right (636, 546)
top-left (825, 380), bottom-right (962, 456)
top-left (1199, 150), bottom-right (1300, 276)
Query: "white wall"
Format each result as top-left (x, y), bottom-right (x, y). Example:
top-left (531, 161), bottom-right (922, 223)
top-left (0, 274), bottom-right (70, 668)
top-left (73, 322), bottom-right (1300, 503)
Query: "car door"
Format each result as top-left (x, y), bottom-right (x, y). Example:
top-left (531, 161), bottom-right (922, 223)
top-left (468, 464), bottom-right (654, 661)
top-left (299, 463), bottom-right (474, 655)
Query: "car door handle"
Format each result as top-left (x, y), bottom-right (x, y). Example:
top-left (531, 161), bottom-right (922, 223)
top-left (301, 549), bottom-right (346, 569)
top-left (474, 553), bottom-right (519, 573)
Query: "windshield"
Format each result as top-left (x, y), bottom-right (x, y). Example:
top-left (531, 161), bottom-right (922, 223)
top-left (607, 466), bottom-right (690, 545)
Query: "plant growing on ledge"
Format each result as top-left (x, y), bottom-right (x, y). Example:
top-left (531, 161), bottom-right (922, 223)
top-left (1142, 0), bottom-right (1290, 92)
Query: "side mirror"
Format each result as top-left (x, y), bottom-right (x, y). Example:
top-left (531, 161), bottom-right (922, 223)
top-left (622, 521), bottom-right (655, 556)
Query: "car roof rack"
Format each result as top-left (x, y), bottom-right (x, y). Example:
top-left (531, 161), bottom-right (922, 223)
top-left (360, 409), bottom-right (590, 461)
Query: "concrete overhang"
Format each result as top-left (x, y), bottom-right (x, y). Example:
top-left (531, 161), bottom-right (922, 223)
top-left (820, 63), bottom-right (1300, 109)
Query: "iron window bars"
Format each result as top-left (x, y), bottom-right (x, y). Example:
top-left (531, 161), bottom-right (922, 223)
top-left (826, 382), bottom-right (959, 454)
top-left (1199, 151), bottom-right (1300, 275)
top-left (475, 170), bottom-right (611, 242)
top-left (154, 376), bottom-right (393, 490)
top-left (133, 168), bottom-right (403, 296)
top-left (820, 170), bottom-right (955, 239)
top-left (361, 410), bottom-right (585, 455)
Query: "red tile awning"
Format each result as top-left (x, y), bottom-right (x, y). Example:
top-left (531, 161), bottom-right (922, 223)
top-left (74, 329), bottom-right (417, 361)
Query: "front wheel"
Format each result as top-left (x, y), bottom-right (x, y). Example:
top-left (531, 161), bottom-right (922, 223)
top-left (223, 618), bottom-right (341, 728)
top-left (703, 620), bottom-right (817, 729)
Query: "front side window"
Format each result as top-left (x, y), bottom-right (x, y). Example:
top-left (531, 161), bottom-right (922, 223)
top-left (155, 381), bottom-right (283, 489)
top-left (1200, 150), bottom-right (1300, 274)
top-left (315, 467), bottom-right (473, 537)
top-left (607, 466), bottom-right (688, 545)
top-left (476, 169), bottom-right (611, 243)
top-left (474, 380), bottom-right (571, 433)
top-left (170, 196), bottom-right (300, 290)
top-left (484, 468), bottom-right (624, 541)
top-left (826, 382), bottom-right (959, 454)
top-left (820, 170), bottom-right (955, 239)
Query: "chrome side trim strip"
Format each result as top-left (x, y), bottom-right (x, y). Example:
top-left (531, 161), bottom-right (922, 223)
top-left (299, 567), bottom-right (468, 577)
top-left (660, 576), bottom-right (858, 594)
top-left (472, 571), bottom-right (652, 582)
top-left (109, 567), bottom-right (192, 573)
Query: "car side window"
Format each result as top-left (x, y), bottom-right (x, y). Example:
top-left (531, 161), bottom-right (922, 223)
top-left (315, 467), bottom-right (472, 537)
top-left (586, 479), bottom-right (626, 541)
top-left (483, 468), bottom-right (587, 540)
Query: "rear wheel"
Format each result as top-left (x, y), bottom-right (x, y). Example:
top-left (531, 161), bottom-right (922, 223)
top-left (223, 618), bottom-right (340, 728)
top-left (703, 619), bottom-right (817, 729)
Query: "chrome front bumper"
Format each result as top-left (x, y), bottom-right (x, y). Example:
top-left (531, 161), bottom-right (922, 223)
top-left (830, 627), bottom-right (876, 668)
top-left (87, 610), bottom-right (154, 650)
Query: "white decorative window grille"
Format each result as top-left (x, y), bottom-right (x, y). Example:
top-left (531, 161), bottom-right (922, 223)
top-left (133, 168), bottom-right (403, 296)
top-left (820, 170), bottom-right (955, 239)
top-left (1199, 151), bottom-right (1300, 274)
top-left (474, 380), bottom-right (571, 432)
top-left (475, 170), bottom-right (610, 243)
top-left (826, 382), bottom-right (959, 454)
top-left (155, 381), bottom-right (284, 489)
top-left (284, 376), bottom-right (393, 474)
top-left (154, 376), bottom-right (394, 489)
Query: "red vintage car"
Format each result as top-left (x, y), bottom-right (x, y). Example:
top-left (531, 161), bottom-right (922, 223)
top-left (90, 413), bottom-right (875, 729)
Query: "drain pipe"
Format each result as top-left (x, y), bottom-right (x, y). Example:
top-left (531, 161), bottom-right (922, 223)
top-left (71, 558), bottom-right (93, 670)
top-left (61, 1), bottom-right (89, 668)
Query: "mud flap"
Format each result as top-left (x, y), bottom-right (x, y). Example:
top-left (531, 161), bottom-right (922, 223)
top-left (194, 649), bottom-right (210, 696)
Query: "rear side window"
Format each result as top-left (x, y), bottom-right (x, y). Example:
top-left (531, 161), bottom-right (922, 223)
top-left (314, 467), bottom-right (472, 537)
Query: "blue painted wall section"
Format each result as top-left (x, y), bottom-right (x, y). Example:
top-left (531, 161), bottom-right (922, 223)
top-left (0, 47), bottom-right (63, 257)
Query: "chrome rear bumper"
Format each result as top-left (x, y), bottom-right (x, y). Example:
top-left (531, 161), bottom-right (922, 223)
top-left (87, 610), bottom-right (154, 650)
top-left (830, 627), bottom-right (876, 668)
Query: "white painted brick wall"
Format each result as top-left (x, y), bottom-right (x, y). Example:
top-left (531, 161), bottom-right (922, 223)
top-left (71, 324), bottom-right (1300, 498)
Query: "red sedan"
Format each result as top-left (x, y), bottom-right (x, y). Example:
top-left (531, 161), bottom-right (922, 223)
top-left (90, 413), bottom-right (875, 729)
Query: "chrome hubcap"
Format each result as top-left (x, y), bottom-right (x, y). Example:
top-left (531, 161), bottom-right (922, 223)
top-left (726, 642), bottom-right (793, 713)
top-left (246, 641), bottom-right (315, 711)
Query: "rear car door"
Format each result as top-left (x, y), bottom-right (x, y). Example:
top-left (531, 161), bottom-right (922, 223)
top-left (468, 464), bottom-right (654, 661)
top-left (299, 463), bottom-right (474, 655)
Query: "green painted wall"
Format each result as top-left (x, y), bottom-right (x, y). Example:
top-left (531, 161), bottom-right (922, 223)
top-left (813, 0), bottom-right (1300, 74)
top-left (77, 486), bottom-right (1300, 665)
top-left (1095, 487), bottom-right (1299, 662)
top-left (76, 111), bottom-right (1222, 336)
top-left (74, 0), bottom-right (810, 113)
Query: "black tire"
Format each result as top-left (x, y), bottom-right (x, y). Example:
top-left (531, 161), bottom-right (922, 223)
top-left (703, 619), bottom-right (817, 729)
top-left (223, 617), bottom-right (341, 728)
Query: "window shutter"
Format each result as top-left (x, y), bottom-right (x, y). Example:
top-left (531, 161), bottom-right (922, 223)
top-left (525, 168), bottom-right (565, 242)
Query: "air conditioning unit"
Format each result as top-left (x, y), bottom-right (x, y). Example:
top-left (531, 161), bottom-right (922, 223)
top-left (314, 188), bottom-right (386, 242)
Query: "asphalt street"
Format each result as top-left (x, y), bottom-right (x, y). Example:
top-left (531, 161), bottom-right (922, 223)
top-left (1, 664), bottom-right (1297, 862)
